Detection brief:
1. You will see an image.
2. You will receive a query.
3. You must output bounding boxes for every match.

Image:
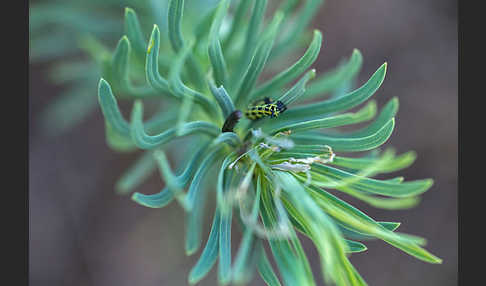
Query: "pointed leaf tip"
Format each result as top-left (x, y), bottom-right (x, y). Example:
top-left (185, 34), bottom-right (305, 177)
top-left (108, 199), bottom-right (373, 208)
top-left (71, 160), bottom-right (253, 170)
top-left (130, 192), bottom-right (140, 202)
top-left (98, 78), bottom-right (107, 87)
top-left (121, 35), bottom-right (130, 44)
top-left (98, 78), bottom-right (112, 100)
top-left (310, 69), bottom-right (316, 78)
top-left (352, 48), bottom-right (362, 58)
top-left (132, 100), bottom-right (143, 116)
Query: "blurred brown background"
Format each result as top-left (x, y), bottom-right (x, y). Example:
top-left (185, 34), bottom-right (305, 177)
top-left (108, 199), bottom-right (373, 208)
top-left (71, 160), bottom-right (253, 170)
top-left (29, 0), bottom-right (457, 285)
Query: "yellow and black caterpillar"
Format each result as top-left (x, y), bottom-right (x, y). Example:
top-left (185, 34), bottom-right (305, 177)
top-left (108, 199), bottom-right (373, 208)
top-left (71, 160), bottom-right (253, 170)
top-left (244, 97), bottom-right (287, 120)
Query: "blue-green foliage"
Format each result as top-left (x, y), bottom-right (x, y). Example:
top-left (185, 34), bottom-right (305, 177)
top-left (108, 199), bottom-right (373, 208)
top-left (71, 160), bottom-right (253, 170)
top-left (31, 0), bottom-right (442, 285)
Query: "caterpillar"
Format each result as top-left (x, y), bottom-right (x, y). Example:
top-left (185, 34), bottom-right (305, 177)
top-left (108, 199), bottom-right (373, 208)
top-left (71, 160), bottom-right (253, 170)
top-left (244, 97), bottom-right (287, 120)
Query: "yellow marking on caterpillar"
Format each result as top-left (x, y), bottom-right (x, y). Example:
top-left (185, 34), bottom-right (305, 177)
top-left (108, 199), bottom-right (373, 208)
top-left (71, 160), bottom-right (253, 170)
top-left (147, 38), bottom-right (155, 54)
top-left (244, 99), bottom-right (287, 120)
top-left (245, 104), bottom-right (278, 120)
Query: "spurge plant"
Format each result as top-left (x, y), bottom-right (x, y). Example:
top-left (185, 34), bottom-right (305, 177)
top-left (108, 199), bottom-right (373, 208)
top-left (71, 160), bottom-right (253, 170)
top-left (96, 0), bottom-right (442, 285)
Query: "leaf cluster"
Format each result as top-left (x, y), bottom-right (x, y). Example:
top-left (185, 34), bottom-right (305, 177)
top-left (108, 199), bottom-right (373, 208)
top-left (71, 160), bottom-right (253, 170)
top-left (37, 0), bottom-right (443, 285)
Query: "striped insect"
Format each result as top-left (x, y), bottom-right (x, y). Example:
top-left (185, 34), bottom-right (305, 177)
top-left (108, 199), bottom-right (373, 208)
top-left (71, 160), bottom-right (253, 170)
top-left (244, 97), bottom-right (287, 120)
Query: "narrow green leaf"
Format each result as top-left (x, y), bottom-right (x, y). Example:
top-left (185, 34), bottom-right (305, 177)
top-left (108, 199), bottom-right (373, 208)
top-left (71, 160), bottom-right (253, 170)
top-left (185, 149), bottom-right (220, 255)
top-left (168, 0), bottom-right (185, 52)
top-left (168, 40), bottom-right (217, 115)
top-left (257, 244), bottom-right (282, 286)
top-left (380, 222), bottom-right (401, 231)
top-left (217, 154), bottom-right (235, 214)
top-left (130, 100), bottom-right (220, 149)
top-left (338, 218), bottom-right (426, 246)
top-left (312, 164), bottom-right (434, 198)
top-left (259, 179), bottom-right (315, 286)
top-left (232, 175), bottom-right (262, 284)
top-left (303, 97), bottom-right (397, 152)
top-left (274, 172), bottom-right (361, 286)
top-left (291, 118), bottom-right (395, 152)
top-left (115, 151), bottom-right (156, 195)
top-left (144, 108), bottom-right (179, 134)
top-left (176, 141), bottom-right (213, 185)
top-left (219, 205), bottom-right (233, 284)
top-left (252, 30), bottom-right (322, 99)
top-left (280, 195), bottom-right (312, 237)
top-left (246, 69), bottom-right (317, 133)
top-left (131, 142), bottom-right (210, 208)
top-left (276, 0), bottom-right (300, 16)
top-left (282, 62), bottom-right (387, 120)
top-left (184, 146), bottom-right (222, 211)
top-left (98, 78), bottom-right (130, 137)
top-left (208, 0), bottom-right (230, 87)
top-left (232, 239), bottom-right (260, 285)
top-left (336, 208), bottom-right (434, 263)
top-left (306, 185), bottom-right (442, 263)
top-left (152, 150), bottom-right (185, 194)
top-left (111, 36), bottom-right (156, 97)
top-left (330, 76), bottom-right (355, 100)
top-left (347, 97), bottom-right (399, 138)
top-left (186, 188), bottom-right (209, 255)
top-left (393, 232), bottom-right (428, 246)
top-left (124, 7), bottom-right (147, 56)
top-left (234, 11), bottom-right (283, 107)
top-left (194, 6), bottom-right (217, 42)
top-left (270, 144), bottom-right (332, 156)
top-left (222, 0), bottom-right (252, 50)
top-left (331, 149), bottom-right (416, 175)
top-left (275, 69), bottom-right (317, 106)
top-left (337, 221), bottom-right (400, 241)
top-left (212, 132), bottom-right (242, 148)
top-left (131, 186), bottom-right (175, 208)
top-left (270, 100), bottom-right (376, 134)
top-left (283, 197), bottom-right (365, 255)
top-left (145, 25), bottom-right (170, 93)
top-left (382, 236), bottom-right (442, 264)
top-left (303, 49), bottom-right (364, 99)
top-left (229, 0), bottom-right (268, 91)
top-left (105, 121), bottom-right (136, 152)
top-left (167, 0), bottom-right (206, 89)
top-left (208, 83), bottom-right (235, 119)
top-left (271, 0), bottom-right (324, 60)
top-left (189, 208), bottom-right (221, 284)
top-left (345, 239), bottom-right (367, 253)
top-left (175, 95), bottom-right (194, 136)
top-left (305, 185), bottom-right (391, 233)
top-left (339, 185), bottom-right (421, 210)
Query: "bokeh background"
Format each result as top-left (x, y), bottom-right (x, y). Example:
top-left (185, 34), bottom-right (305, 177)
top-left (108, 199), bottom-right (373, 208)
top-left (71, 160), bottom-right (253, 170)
top-left (29, 0), bottom-right (457, 285)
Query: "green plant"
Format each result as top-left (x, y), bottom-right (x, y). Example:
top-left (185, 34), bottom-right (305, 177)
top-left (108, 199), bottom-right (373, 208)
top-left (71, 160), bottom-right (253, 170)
top-left (30, 0), bottom-right (218, 135)
top-left (97, 0), bottom-right (442, 285)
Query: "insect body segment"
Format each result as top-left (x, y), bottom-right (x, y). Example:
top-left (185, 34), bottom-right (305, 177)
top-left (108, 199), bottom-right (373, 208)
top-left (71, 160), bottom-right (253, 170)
top-left (244, 98), bottom-right (287, 120)
top-left (245, 104), bottom-right (277, 120)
